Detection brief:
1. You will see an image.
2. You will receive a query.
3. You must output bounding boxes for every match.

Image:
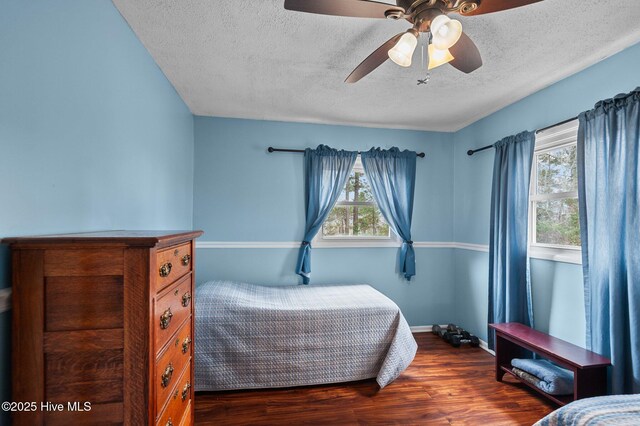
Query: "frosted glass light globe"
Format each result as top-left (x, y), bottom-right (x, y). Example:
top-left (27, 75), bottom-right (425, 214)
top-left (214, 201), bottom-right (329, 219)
top-left (388, 31), bottom-right (418, 67)
top-left (431, 15), bottom-right (462, 50)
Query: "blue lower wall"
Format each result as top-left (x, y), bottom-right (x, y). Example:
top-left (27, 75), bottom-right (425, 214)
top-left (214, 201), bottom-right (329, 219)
top-left (0, 0), bottom-right (195, 414)
top-left (452, 42), bottom-right (640, 347)
top-left (529, 259), bottom-right (585, 346)
top-left (196, 248), bottom-right (454, 326)
top-left (454, 250), bottom-right (585, 347)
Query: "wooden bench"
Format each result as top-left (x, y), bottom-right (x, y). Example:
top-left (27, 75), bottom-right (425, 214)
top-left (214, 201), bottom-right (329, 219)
top-left (489, 323), bottom-right (611, 406)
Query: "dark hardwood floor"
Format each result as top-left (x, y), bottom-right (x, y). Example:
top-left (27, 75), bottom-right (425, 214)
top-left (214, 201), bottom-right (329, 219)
top-left (194, 332), bottom-right (557, 425)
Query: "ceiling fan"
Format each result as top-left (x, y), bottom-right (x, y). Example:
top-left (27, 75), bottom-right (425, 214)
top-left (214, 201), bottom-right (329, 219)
top-left (284, 0), bottom-right (543, 83)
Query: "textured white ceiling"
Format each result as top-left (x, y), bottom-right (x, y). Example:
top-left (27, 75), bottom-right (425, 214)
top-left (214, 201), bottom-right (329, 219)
top-left (113, 0), bottom-right (640, 132)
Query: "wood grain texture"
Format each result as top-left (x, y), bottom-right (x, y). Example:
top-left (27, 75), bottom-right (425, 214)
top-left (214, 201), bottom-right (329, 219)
top-left (12, 249), bottom-right (45, 426)
top-left (2, 230), bottom-right (203, 248)
top-left (188, 249), bottom-right (196, 426)
top-left (124, 247), bottom-right (152, 426)
top-left (44, 402), bottom-right (123, 425)
top-left (44, 329), bottom-right (124, 353)
top-left (44, 249), bottom-right (124, 276)
top-left (179, 400), bottom-right (193, 426)
top-left (45, 276), bottom-right (124, 331)
top-left (45, 349), bottom-right (124, 403)
top-left (194, 333), bottom-right (557, 426)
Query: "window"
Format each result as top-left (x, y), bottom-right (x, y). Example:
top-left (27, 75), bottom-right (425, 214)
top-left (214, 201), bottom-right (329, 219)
top-left (529, 119), bottom-right (581, 263)
top-left (314, 157), bottom-right (398, 247)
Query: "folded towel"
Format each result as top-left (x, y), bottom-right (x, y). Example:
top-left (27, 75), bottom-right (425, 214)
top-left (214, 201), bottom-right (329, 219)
top-left (512, 367), bottom-right (543, 388)
top-left (511, 358), bottom-right (574, 395)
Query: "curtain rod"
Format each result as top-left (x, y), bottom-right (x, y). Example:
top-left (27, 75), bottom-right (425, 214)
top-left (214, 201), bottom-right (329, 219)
top-left (268, 147), bottom-right (426, 158)
top-left (466, 115), bottom-right (579, 156)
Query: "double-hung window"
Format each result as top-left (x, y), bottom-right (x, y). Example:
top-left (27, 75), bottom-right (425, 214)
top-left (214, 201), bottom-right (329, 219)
top-left (313, 156), bottom-right (399, 247)
top-left (528, 119), bottom-right (581, 263)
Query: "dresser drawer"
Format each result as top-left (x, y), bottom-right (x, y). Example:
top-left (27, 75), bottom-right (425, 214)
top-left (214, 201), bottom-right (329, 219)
top-left (156, 320), bottom-right (192, 414)
top-left (179, 400), bottom-right (192, 426)
top-left (156, 362), bottom-right (192, 426)
top-left (155, 274), bottom-right (192, 351)
top-left (156, 242), bottom-right (192, 293)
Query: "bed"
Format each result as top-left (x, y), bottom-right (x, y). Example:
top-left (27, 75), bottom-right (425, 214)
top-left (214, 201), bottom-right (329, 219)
top-left (194, 281), bottom-right (418, 391)
top-left (534, 394), bottom-right (640, 425)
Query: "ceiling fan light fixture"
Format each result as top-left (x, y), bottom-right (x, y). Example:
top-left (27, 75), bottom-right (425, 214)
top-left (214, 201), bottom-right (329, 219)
top-left (428, 44), bottom-right (454, 70)
top-left (431, 14), bottom-right (462, 50)
top-left (388, 29), bottom-right (418, 67)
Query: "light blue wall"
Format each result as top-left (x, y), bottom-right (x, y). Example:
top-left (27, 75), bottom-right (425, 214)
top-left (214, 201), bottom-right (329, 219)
top-left (452, 42), bottom-right (640, 346)
top-left (529, 260), bottom-right (585, 345)
top-left (454, 250), bottom-right (585, 347)
top-left (193, 116), bottom-right (455, 326)
top-left (0, 0), bottom-right (195, 417)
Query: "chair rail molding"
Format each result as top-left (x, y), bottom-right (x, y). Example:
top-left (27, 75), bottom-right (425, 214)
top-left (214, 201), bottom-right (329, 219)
top-left (196, 241), bottom-right (490, 251)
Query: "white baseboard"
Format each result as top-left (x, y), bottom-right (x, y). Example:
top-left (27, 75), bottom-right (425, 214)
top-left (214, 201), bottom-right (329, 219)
top-left (409, 325), bottom-right (435, 333)
top-left (0, 288), bottom-right (11, 314)
top-left (479, 339), bottom-right (495, 356)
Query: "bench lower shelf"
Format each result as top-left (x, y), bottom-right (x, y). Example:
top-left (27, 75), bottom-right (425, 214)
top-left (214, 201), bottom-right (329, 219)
top-left (500, 366), bottom-right (573, 406)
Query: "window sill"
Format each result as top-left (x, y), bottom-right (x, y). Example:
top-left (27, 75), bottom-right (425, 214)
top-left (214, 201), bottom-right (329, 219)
top-left (528, 246), bottom-right (582, 265)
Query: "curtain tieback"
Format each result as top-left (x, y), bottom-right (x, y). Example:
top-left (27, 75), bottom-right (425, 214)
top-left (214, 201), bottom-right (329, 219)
top-left (301, 241), bottom-right (310, 246)
top-left (405, 240), bottom-right (413, 245)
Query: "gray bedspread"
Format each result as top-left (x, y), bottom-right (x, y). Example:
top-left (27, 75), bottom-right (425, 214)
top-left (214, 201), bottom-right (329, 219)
top-left (195, 281), bottom-right (417, 391)
top-left (534, 394), bottom-right (640, 425)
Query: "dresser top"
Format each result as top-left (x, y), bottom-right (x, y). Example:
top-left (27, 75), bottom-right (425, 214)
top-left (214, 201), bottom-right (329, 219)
top-left (2, 230), bottom-right (203, 247)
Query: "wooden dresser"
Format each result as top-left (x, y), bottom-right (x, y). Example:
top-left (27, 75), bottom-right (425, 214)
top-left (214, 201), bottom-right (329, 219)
top-left (3, 230), bottom-right (203, 425)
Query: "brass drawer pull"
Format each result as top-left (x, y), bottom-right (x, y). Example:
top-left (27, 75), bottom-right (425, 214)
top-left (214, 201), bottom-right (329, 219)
top-left (181, 382), bottom-right (192, 401)
top-left (159, 262), bottom-right (172, 278)
top-left (160, 308), bottom-right (173, 329)
top-left (182, 336), bottom-right (192, 354)
top-left (166, 419), bottom-right (173, 426)
top-left (161, 363), bottom-right (174, 388)
top-left (181, 254), bottom-right (191, 266)
top-left (182, 291), bottom-right (192, 307)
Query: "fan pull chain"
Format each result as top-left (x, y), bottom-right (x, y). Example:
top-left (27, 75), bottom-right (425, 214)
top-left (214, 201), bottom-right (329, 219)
top-left (417, 32), bottom-right (431, 86)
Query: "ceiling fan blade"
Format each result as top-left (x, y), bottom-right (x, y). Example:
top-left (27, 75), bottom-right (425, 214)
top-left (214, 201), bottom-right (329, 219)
top-left (345, 33), bottom-right (404, 83)
top-left (461, 0), bottom-right (543, 16)
top-left (284, 0), bottom-right (404, 19)
top-left (449, 32), bottom-right (482, 73)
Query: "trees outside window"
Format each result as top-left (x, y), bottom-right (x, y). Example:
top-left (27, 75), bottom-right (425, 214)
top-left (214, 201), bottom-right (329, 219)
top-left (529, 120), bottom-right (581, 263)
top-left (321, 157), bottom-right (391, 240)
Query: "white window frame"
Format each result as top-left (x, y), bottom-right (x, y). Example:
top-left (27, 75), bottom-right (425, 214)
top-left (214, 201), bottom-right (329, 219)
top-left (528, 119), bottom-right (582, 264)
top-left (313, 156), bottom-right (400, 248)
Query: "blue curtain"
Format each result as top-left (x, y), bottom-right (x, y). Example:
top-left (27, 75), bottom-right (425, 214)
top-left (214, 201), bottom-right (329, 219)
top-left (577, 88), bottom-right (640, 394)
top-left (487, 131), bottom-right (535, 349)
top-left (296, 145), bottom-right (357, 284)
top-left (361, 147), bottom-right (417, 280)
